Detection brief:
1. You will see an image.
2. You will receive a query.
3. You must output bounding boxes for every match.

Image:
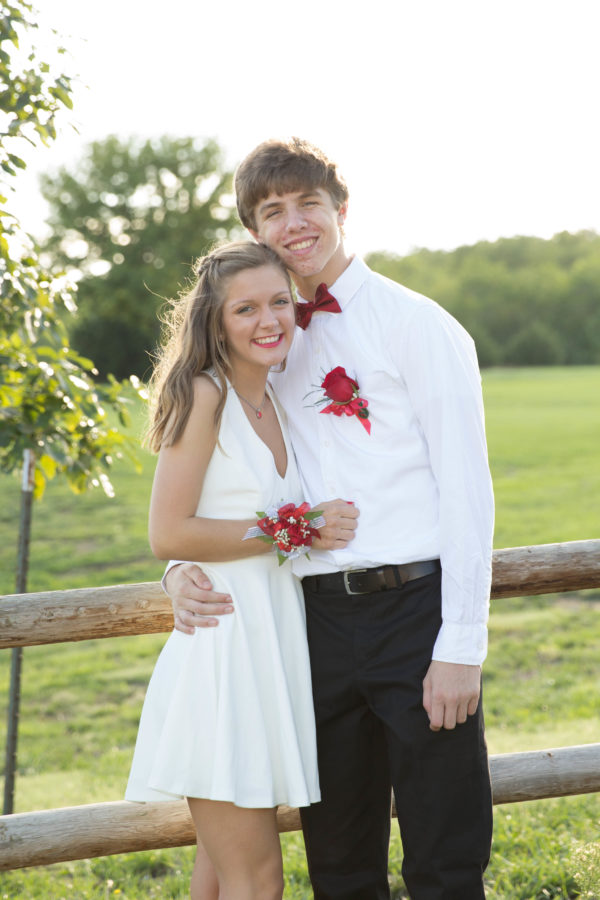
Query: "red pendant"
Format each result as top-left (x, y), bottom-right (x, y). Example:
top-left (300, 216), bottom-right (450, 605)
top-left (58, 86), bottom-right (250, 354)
top-left (256, 410), bottom-right (262, 419)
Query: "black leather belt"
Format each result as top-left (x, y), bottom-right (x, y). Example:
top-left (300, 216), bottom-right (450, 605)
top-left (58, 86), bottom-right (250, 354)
top-left (303, 559), bottom-right (441, 596)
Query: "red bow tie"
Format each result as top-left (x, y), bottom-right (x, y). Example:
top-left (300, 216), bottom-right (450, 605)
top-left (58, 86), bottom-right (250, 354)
top-left (296, 283), bottom-right (342, 330)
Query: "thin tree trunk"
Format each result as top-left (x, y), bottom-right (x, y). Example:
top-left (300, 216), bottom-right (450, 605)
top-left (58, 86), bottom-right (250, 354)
top-left (3, 449), bottom-right (35, 815)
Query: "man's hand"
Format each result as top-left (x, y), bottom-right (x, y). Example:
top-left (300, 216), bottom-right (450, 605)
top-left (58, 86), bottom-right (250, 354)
top-left (312, 499), bottom-right (359, 551)
top-left (164, 563), bottom-right (233, 634)
top-left (164, 499), bottom-right (358, 634)
top-left (422, 660), bottom-right (481, 731)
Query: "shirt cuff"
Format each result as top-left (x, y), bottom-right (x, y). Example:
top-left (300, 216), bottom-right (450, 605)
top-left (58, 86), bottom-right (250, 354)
top-left (432, 620), bottom-right (488, 666)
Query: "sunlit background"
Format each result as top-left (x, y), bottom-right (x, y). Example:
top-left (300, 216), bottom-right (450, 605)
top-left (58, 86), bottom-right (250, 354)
top-left (14, 0), bottom-right (600, 257)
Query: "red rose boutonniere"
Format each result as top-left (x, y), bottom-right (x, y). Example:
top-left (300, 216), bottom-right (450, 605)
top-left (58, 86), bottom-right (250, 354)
top-left (243, 501), bottom-right (325, 565)
top-left (312, 366), bottom-right (371, 434)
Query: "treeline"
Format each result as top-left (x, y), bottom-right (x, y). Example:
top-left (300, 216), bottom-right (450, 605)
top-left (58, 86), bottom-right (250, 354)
top-left (366, 231), bottom-right (600, 367)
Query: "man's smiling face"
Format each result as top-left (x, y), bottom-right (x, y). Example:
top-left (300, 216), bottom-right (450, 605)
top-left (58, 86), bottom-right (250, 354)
top-left (249, 187), bottom-right (350, 297)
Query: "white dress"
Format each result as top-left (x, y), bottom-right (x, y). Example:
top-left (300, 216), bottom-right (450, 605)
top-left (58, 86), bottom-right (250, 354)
top-left (125, 383), bottom-right (320, 809)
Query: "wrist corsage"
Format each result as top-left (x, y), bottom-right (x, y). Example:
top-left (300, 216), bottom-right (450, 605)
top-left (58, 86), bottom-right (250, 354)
top-left (243, 501), bottom-right (325, 565)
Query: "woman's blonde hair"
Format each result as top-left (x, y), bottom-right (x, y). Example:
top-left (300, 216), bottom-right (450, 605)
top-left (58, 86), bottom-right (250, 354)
top-left (147, 241), bottom-right (291, 452)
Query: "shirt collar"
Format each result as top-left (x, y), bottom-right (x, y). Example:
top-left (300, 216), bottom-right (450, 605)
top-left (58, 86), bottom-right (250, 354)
top-left (297, 256), bottom-right (369, 310)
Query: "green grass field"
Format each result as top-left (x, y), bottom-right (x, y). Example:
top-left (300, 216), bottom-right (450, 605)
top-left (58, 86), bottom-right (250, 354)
top-left (1, 366), bottom-right (599, 898)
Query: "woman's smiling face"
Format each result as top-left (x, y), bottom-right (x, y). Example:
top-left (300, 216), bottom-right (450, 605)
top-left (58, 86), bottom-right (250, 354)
top-left (221, 263), bottom-right (295, 378)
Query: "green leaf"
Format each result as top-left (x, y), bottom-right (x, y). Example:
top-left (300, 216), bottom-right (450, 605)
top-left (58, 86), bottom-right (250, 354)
top-left (37, 453), bottom-right (58, 479)
top-left (7, 153), bottom-right (26, 169)
top-left (32, 466), bottom-right (46, 499)
top-left (49, 85), bottom-right (73, 110)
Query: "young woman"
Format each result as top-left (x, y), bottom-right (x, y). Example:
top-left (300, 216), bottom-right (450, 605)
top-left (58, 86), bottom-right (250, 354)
top-left (125, 242), bottom-right (355, 900)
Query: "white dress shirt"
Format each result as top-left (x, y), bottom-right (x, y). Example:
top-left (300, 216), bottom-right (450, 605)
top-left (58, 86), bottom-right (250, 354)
top-left (270, 256), bottom-right (494, 666)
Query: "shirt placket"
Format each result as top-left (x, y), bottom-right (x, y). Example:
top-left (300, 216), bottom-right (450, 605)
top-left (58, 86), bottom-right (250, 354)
top-left (312, 316), bottom-right (339, 499)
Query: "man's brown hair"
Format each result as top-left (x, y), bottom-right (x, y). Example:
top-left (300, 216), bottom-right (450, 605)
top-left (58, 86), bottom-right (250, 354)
top-left (235, 137), bottom-right (349, 231)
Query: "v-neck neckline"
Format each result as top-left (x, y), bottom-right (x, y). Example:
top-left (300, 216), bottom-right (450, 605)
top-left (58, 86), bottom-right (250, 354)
top-left (231, 382), bottom-right (289, 480)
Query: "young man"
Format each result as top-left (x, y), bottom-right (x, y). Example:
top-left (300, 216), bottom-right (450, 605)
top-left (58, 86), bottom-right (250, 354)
top-left (164, 138), bottom-right (494, 899)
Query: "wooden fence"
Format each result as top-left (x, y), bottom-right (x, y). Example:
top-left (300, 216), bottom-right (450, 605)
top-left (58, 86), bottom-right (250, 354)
top-left (1, 539), bottom-right (600, 871)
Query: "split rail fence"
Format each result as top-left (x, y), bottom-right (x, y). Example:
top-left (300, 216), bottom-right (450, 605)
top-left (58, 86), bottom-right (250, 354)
top-left (1, 539), bottom-right (600, 871)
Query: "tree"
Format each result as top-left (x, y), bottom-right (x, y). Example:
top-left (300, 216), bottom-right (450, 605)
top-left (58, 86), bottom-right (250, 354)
top-left (40, 135), bottom-right (240, 378)
top-left (468, 326), bottom-right (501, 369)
top-left (1, 0), bottom-right (143, 814)
top-left (1, 0), bottom-right (142, 496)
top-left (562, 254), bottom-right (600, 363)
top-left (504, 322), bottom-right (565, 366)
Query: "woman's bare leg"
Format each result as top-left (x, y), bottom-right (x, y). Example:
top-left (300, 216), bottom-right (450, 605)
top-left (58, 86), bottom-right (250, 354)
top-left (187, 798), bottom-right (283, 900)
top-left (188, 831), bottom-right (219, 900)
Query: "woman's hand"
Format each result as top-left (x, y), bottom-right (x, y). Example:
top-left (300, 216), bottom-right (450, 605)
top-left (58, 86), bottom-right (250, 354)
top-left (311, 499), bottom-right (359, 551)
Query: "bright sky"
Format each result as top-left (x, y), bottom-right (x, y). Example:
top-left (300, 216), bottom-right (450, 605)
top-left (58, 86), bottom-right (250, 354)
top-left (14, 0), bottom-right (600, 257)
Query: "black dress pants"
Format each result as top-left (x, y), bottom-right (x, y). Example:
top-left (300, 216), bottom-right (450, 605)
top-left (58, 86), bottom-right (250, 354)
top-left (300, 570), bottom-right (493, 900)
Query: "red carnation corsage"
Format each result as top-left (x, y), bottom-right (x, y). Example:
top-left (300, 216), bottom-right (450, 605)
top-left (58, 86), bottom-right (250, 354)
top-left (243, 501), bottom-right (325, 565)
top-left (305, 366), bottom-right (371, 434)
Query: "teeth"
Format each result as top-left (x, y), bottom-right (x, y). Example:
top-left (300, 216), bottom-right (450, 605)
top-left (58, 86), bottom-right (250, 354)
top-left (255, 335), bottom-right (280, 345)
top-left (288, 239), bottom-right (315, 251)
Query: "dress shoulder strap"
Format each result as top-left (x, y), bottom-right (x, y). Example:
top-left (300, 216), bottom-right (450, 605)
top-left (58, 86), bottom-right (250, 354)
top-left (200, 368), bottom-right (230, 393)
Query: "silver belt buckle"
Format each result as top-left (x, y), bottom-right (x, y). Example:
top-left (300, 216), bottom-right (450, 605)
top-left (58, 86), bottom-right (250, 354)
top-left (343, 568), bottom-right (368, 595)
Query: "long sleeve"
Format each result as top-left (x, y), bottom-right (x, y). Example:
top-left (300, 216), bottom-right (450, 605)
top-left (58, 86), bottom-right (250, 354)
top-left (399, 304), bottom-right (494, 664)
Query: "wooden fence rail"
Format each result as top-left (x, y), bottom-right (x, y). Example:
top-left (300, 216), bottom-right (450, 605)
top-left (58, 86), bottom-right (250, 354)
top-left (1, 540), bottom-right (599, 650)
top-left (1, 744), bottom-right (600, 870)
top-left (1, 538), bottom-right (599, 871)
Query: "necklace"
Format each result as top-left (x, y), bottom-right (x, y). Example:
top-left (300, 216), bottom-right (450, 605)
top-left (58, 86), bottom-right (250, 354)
top-left (235, 389), bottom-right (268, 419)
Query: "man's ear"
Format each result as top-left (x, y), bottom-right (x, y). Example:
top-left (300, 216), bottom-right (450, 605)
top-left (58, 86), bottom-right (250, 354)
top-left (337, 202), bottom-right (348, 225)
